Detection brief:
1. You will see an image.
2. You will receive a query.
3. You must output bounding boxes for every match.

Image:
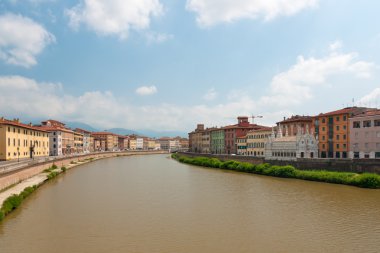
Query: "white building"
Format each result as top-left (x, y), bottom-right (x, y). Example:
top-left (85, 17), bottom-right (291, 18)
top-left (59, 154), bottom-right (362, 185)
top-left (136, 138), bottom-right (144, 150)
top-left (265, 125), bottom-right (319, 161)
top-left (48, 130), bottom-right (63, 156)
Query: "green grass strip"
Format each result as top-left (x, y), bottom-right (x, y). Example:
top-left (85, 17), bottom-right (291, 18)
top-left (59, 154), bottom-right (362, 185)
top-left (172, 154), bottom-right (380, 189)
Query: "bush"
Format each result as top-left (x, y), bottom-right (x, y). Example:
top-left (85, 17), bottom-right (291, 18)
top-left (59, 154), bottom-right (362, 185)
top-left (61, 166), bottom-right (67, 172)
top-left (47, 171), bottom-right (59, 180)
top-left (172, 154), bottom-right (380, 189)
top-left (0, 210), bottom-right (4, 221)
top-left (51, 164), bottom-right (58, 170)
top-left (353, 173), bottom-right (380, 189)
top-left (1, 195), bottom-right (22, 215)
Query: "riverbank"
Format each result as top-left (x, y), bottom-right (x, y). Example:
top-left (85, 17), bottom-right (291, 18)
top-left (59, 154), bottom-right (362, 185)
top-left (172, 153), bottom-right (380, 189)
top-left (0, 151), bottom-right (167, 222)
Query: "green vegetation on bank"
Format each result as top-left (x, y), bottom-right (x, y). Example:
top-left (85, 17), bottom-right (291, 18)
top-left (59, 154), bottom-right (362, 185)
top-left (171, 154), bottom-right (380, 189)
top-left (0, 185), bottom-right (37, 222)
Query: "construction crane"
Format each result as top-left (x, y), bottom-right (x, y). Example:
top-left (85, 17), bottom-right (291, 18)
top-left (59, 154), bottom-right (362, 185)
top-left (250, 115), bottom-right (263, 124)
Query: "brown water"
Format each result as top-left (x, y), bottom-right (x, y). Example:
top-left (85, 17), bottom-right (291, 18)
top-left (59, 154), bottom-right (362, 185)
top-left (0, 154), bottom-right (380, 253)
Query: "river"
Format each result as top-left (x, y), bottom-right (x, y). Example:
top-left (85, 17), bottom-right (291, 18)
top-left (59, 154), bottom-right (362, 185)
top-left (0, 154), bottom-right (379, 253)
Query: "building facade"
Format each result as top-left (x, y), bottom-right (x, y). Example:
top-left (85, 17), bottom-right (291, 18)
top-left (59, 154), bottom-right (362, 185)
top-left (75, 128), bottom-right (91, 153)
top-left (349, 109), bottom-right (380, 159)
top-left (316, 107), bottom-right (369, 158)
top-left (223, 117), bottom-right (265, 154)
top-left (265, 127), bottom-right (319, 161)
top-left (210, 128), bottom-right (225, 154)
top-left (277, 115), bottom-right (315, 137)
top-left (236, 135), bottom-right (247, 155)
top-left (189, 124), bottom-right (204, 153)
top-left (246, 127), bottom-right (272, 157)
top-left (0, 118), bottom-right (49, 161)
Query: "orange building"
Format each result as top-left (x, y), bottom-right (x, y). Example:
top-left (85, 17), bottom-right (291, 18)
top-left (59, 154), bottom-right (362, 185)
top-left (315, 107), bottom-right (370, 158)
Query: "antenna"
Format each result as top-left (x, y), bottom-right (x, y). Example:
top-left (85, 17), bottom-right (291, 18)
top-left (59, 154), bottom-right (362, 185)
top-left (250, 115), bottom-right (263, 124)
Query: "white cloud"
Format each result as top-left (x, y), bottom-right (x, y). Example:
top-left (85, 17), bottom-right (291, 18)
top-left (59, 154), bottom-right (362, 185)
top-left (260, 46), bottom-right (375, 107)
top-left (0, 13), bottom-right (55, 67)
top-left (203, 88), bottom-right (217, 101)
top-left (358, 88), bottom-right (380, 107)
top-left (186, 0), bottom-right (318, 27)
top-left (135, 85), bottom-right (158, 96)
top-left (329, 40), bottom-right (343, 51)
top-left (145, 31), bottom-right (173, 44)
top-left (65, 0), bottom-right (163, 40)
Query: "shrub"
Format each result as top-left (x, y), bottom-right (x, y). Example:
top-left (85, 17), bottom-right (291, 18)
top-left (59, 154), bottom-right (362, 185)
top-left (272, 165), bottom-right (297, 178)
top-left (353, 173), bottom-right (380, 189)
top-left (1, 195), bottom-right (22, 215)
top-left (51, 164), bottom-right (58, 170)
top-left (255, 163), bottom-right (271, 174)
top-left (61, 166), bottom-right (67, 172)
top-left (47, 171), bottom-right (59, 180)
top-left (0, 210), bottom-right (4, 221)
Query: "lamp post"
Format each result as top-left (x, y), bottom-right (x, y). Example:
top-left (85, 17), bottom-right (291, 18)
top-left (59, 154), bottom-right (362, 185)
top-left (17, 147), bottom-right (20, 162)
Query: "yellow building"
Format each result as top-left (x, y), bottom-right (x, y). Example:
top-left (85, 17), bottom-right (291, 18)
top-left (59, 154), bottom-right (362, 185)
top-left (0, 118), bottom-right (49, 161)
top-left (129, 138), bottom-right (137, 150)
top-left (148, 139), bottom-right (156, 150)
top-left (74, 131), bottom-right (84, 153)
top-left (247, 127), bottom-right (272, 157)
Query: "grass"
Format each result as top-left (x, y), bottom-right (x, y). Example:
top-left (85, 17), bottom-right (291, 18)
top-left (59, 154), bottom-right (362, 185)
top-left (0, 185), bottom-right (38, 222)
top-left (172, 154), bottom-right (380, 189)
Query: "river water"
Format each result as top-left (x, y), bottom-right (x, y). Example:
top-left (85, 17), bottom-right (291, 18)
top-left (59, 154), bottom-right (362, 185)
top-left (0, 154), bottom-right (379, 253)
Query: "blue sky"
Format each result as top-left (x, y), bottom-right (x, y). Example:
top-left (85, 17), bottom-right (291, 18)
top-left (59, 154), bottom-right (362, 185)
top-left (0, 0), bottom-right (380, 132)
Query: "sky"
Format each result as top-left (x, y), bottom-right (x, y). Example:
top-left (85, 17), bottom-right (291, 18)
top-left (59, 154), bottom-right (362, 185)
top-left (0, 0), bottom-right (380, 133)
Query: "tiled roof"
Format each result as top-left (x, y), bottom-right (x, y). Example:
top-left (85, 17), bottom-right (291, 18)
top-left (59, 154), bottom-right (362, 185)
top-left (352, 109), bottom-right (380, 118)
top-left (74, 128), bottom-right (91, 134)
top-left (277, 115), bottom-right (314, 124)
top-left (40, 126), bottom-right (74, 134)
top-left (0, 118), bottom-right (49, 133)
top-left (318, 107), bottom-right (370, 117)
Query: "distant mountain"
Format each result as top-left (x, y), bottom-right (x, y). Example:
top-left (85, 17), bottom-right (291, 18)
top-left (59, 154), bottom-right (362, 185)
top-left (64, 121), bottom-right (99, 132)
top-left (107, 128), bottom-right (140, 136)
top-left (107, 128), bottom-right (187, 138)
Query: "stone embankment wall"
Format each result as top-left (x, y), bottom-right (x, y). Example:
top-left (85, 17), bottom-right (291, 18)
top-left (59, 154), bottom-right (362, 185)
top-left (179, 152), bottom-right (380, 174)
top-left (0, 151), bottom-right (167, 191)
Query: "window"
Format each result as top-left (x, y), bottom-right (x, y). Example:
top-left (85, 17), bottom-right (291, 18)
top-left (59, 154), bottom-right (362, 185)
top-left (336, 144), bottom-right (340, 149)
top-left (8, 138), bottom-right (10, 146)
top-left (8, 127), bottom-right (10, 132)
top-left (336, 135), bottom-right (340, 140)
top-left (336, 116), bottom-right (340, 121)
top-left (343, 134), bottom-right (346, 140)
top-left (363, 120), bottom-right (371, 128)
top-left (343, 144), bottom-right (346, 149)
top-left (336, 126), bottom-right (340, 131)
top-left (375, 120), bottom-right (380, 127)
top-left (353, 121), bottom-right (361, 128)
top-left (376, 143), bottom-right (380, 149)
top-left (365, 143), bottom-right (369, 148)
top-left (322, 136), bottom-right (325, 141)
top-left (343, 125), bottom-right (346, 130)
top-left (322, 118), bottom-right (326, 123)
top-left (343, 115), bottom-right (347, 121)
top-left (322, 127), bottom-right (326, 131)
top-left (377, 132), bottom-right (380, 138)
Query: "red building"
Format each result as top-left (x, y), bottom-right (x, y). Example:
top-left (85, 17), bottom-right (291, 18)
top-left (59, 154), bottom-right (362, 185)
top-left (223, 116), bottom-right (265, 154)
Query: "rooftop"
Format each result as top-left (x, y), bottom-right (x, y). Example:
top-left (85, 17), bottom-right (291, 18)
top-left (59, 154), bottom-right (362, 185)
top-left (0, 117), bottom-right (49, 133)
top-left (318, 107), bottom-right (371, 117)
top-left (277, 115), bottom-right (314, 124)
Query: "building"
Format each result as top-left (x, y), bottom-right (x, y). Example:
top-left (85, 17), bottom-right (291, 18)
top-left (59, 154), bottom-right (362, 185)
top-left (236, 135), bottom-right (247, 155)
top-left (74, 131), bottom-right (84, 154)
top-left (188, 124), bottom-right (204, 153)
top-left (178, 138), bottom-right (189, 151)
top-left (129, 137), bottom-right (137, 150)
top-left (41, 120), bottom-right (74, 156)
top-left (136, 137), bottom-right (144, 150)
top-left (316, 107), bottom-right (370, 158)
top-left (75, 128), bottom-right (92, 153)
top-left (210, 128), bottom-right (225, 154)
top-left (277, 115), bottom-right (315, 136)
top-left (349, 109), bottom-right (380, 159)
top-left (92, 132), bottom-right (118, 151)
top-left (147, 139), bottom-right (156, 150)
top-left (265, 126), bottom-right (319, 161)
top-left (0, 118), bottom-right (49, 161)
top-left (246, 126), bottom-right (272, 157)
top-left (201, 129), bottom-right (212, 153)
top-left (223, 116), bottom-right (265, 154)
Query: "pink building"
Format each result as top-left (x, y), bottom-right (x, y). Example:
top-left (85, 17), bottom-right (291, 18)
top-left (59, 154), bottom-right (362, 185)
top-left (349, 109), bottom-right (380, 159)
